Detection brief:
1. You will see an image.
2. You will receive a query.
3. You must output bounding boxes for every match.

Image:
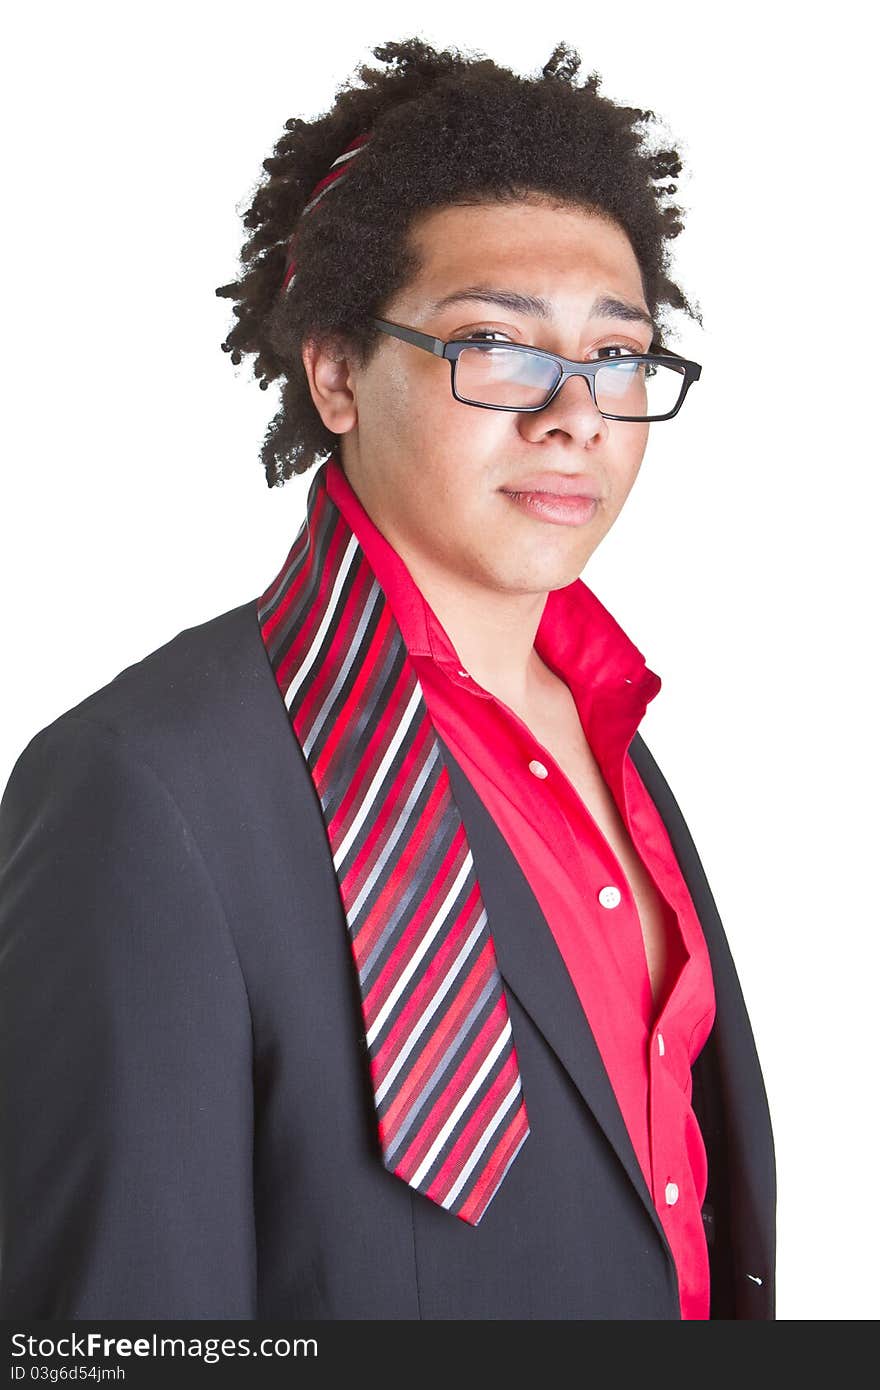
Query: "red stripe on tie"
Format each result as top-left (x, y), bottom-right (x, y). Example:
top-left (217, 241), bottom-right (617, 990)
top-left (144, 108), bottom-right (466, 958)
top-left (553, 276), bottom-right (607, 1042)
top-left (458, 1095), bottom-right (530, 1225)
top-left (343, 734), bottom-right (440, 965)
top-left (428, 1045), bottom-right (522, 1206)
top-left (377, 938), bottom-right (497, 1154)
top-left (359, 798), bottom-right (470, 1014)
top-left (393, 989), bottom-right (508, 1182)
top-left (325, 657), bottom-right (414, 839)
top-left (291, 550), bottom-right (383, 748)
top-left (370, 883), bottom-right (485, 1088)
top-left (349, 756), bottom-right (449, 975)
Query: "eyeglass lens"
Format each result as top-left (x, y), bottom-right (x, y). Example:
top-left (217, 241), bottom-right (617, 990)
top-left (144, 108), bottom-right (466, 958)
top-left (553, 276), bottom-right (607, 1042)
top-left (454, 345), bottom-right (685, 418)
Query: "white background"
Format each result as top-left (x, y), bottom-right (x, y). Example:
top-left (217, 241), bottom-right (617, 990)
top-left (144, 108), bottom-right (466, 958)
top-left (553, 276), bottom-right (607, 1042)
top-left (3, 1), bottom-right (877, 1320)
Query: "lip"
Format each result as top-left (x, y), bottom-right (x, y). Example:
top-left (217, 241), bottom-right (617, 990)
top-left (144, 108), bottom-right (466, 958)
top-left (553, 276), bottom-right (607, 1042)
top-left (501, 490), bottom-right (599, 526)
top-left (500, 475), bottom-right (600, 499)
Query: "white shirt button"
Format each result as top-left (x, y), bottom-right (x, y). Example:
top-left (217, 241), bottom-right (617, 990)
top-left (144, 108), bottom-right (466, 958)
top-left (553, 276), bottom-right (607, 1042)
top-left (665, 1181), bottom-right (679, 1206)
top-left (657, 1032), bottom-right (665, 1056)
top-left (457, 669), bottom-right (470, 678)
top-left (598, 885), bottom-right (621, 909)
top-left (528, 759), bottom-right (548, 779)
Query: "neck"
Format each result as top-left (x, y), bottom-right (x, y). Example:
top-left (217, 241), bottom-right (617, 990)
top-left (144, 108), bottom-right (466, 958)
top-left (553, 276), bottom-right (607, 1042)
top-left (386, 538), bottom-right (555, 711)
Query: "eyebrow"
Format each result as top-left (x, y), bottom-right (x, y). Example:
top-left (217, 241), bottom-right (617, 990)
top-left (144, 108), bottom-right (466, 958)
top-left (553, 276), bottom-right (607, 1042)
top-left (426, 285), bottom-right (656, 333)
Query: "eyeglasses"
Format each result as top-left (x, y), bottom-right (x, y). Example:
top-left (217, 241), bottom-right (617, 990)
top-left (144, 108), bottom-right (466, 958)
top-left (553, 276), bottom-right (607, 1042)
top-left (369, 316), bottom-right (702, 422)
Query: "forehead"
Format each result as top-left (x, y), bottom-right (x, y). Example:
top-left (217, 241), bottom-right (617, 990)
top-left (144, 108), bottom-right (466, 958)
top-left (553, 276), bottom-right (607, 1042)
top-left (403, 197), bottom-right (647, 308)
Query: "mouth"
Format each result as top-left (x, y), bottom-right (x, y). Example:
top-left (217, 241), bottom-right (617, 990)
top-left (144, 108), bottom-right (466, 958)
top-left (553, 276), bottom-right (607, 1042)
top-left (499, 489), bottom-right (599, 526)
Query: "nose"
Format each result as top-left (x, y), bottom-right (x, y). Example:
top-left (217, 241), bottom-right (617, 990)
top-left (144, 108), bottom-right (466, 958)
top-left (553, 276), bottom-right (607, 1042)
top-left (518, 370), bottom-right (609, 447)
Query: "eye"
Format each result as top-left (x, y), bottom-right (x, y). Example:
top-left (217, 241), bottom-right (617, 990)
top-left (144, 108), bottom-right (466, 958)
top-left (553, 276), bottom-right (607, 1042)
top-left (594, 343), bottom-right (648, 359)
top-left (454, 330), bottom-right (651, 357)
top-left (457, 328), bottom-right (511, 343)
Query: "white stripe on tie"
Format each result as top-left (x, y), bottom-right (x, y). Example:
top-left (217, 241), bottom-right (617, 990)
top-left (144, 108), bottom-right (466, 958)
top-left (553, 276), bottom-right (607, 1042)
top-left (410, 1016), bottom-right (512, 1188)
top-left (334, 679), bottom-right (423, 871)
top-left (442, 1075), bottom-right (522, 1208)
top-left (287, 534), bottom-right (359, 704)
top-left (365, 852), bottom-right (474, 1047)
top-left (374, 912), bottom-right (487, 1104)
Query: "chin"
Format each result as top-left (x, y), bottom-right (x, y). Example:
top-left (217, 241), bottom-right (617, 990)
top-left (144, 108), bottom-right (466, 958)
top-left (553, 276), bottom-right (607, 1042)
top-left (499, 553), bottom-right (587, 595)
top-left (538, 533), bottom-right (595, 574)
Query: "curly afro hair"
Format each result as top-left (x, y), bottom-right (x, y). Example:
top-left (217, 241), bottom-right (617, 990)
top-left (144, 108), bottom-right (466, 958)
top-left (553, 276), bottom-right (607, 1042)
top-left (215, 35), bottom-right (702, 488)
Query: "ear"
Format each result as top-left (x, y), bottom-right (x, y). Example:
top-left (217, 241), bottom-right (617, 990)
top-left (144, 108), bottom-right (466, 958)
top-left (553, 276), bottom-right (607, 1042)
top-left (300, 333), bottom-right (359, 436)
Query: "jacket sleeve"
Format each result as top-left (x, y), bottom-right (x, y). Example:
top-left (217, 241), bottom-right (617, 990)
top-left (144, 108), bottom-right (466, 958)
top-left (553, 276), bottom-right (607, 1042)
top-left (0, 714), bottom-right (257, 1319)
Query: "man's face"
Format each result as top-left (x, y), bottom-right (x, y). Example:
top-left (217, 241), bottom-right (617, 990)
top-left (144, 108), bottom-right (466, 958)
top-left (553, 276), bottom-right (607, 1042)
top-left (312, 196), bottom-right (655, 600)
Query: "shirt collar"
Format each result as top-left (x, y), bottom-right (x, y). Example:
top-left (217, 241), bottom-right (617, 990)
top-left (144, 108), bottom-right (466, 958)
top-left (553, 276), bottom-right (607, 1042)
top-left (324, 453), bottom-right (661, 702)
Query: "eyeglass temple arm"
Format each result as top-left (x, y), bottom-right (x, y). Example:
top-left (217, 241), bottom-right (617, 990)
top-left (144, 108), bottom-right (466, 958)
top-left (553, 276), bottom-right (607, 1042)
top-left (370, 317), bottom-right (446, 356)
top-left (655, 344), bottom-right (701, 372)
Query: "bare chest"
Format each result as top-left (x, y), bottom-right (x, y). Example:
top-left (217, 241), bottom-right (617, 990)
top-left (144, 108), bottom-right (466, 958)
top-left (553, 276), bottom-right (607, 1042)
top-left (524, 691), bottom-right (671, 1008)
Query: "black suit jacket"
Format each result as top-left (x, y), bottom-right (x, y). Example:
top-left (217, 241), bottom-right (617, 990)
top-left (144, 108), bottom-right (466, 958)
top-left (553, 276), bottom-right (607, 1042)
top-left (0, 598), bottom-right (776, 1319)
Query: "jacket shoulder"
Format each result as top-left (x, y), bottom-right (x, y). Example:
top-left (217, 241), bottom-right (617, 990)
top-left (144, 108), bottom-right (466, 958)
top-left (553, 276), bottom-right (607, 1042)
top-left (10, 597), bottom-right (289, 777)
top-left (64, 597), bottom-right (265, 731)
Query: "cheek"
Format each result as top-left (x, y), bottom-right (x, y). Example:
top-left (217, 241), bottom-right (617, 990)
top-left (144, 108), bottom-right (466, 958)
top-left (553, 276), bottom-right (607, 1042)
top-left (391, 360), bottom-right (514, 450)
top-left (608, 426), bottom-right (649, 502)
top-left (404, 459), bottom-right (501, 562)
top-left (369, 370), bottom-right (463, 456)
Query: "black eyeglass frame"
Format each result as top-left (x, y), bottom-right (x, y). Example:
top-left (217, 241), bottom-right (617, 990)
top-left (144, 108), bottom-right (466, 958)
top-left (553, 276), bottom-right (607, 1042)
top-left (369, 316), bottom-right (702, 422)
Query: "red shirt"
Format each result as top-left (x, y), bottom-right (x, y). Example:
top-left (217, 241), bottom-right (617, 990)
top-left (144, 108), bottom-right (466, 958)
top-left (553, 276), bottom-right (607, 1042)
top-left (326, 456), bottom-right (717, 1319)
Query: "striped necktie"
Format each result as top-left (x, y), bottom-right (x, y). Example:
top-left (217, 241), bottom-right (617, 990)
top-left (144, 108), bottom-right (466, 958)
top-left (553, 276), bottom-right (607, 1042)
top-left (256, 459), bottom-right (530, 1225)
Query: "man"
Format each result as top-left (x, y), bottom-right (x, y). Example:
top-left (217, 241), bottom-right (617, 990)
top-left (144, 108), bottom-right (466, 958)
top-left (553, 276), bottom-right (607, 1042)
top-left (0, 37), bottom-right (775, 1318)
